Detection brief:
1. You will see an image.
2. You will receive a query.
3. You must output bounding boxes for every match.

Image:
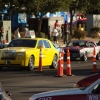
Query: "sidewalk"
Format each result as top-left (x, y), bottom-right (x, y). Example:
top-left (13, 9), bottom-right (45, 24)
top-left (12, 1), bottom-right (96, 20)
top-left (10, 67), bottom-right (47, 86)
top-left (56, 37), bottom-right (100, 47)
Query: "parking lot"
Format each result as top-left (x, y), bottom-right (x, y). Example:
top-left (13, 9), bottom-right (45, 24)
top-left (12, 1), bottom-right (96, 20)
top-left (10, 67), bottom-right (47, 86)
top-left (0, 59), bottom-right (100, 100)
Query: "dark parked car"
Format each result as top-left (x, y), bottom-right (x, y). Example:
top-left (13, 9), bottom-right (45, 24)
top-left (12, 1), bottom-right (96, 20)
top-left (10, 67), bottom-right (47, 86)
top-left (63, 40), bottom-right (100, 61)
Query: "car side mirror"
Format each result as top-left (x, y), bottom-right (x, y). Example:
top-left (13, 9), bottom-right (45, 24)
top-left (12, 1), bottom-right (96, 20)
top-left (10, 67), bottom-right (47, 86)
top-left (37, 45), bottom-right (43, 49)
top-left (5, 91), bottom-right (11, 96)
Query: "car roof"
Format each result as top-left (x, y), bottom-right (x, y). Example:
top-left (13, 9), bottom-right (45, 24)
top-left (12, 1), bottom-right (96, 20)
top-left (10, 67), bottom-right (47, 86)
top-left (13, 38), bottom-right (48, 41)
top-left (70, 40), bottom-right (90, 42)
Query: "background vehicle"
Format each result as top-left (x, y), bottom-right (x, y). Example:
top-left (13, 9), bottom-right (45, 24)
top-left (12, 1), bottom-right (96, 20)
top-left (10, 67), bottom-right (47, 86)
top-left (63, 40), bottom-right (100, 61)
top-left (0, 38), bottom-right (59, 71)
top-left (0, 43), bottom-right (8, 49)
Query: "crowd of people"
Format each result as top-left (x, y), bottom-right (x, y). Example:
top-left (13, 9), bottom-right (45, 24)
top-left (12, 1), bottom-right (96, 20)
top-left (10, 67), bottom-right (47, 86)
top-left (45, 20), bottom-right (70, 44)
top-left (12, 19), bottom-right (70, 44)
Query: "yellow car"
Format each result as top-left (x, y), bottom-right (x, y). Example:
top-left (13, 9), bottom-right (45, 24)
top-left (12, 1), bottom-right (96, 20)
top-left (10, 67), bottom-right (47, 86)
top-left (0, 38), bottom-right (59, 71)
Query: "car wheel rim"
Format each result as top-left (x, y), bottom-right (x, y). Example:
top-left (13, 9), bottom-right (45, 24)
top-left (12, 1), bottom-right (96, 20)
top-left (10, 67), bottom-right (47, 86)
top-left (97, 54), bottom-right (100, 60)
top-left (29, 56), bottom-right (34, 70)
top-left (84, 55), bottom-right (87, 61)
top-left (53, 55), bottom-right (58, 68)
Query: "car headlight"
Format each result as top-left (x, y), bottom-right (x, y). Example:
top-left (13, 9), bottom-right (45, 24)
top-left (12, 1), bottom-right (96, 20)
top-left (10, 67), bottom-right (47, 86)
top-left (17, 52), bottom-right (24, 56)
top-left (74, 83), bottom-right (79, 88)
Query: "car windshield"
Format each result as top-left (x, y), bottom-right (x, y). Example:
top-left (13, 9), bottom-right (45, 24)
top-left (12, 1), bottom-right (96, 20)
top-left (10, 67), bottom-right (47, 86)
top-left (8, 39), bottom-right (37, 47)
top-left (67, 41), bottom-right (87, 47)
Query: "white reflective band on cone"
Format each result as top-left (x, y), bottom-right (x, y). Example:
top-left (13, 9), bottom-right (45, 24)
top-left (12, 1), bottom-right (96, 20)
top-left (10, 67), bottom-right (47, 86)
top-left (61, 64), bottom-right (63, 67)
top-left (40, 55), bottom-right (42, 57)
top-left (61, 57), bottom-right (63, 59)
top-left (93, 62), bottom-right (96, 64)
top-left (93, 55), bottom-right (96, 57)
top-left (67, 57), bottom-right (70, 59)
top-left (67, 64), bottom-right (70, 67)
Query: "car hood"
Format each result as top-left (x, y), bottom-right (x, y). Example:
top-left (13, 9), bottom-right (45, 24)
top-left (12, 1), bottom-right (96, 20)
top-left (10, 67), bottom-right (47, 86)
top-left (1, 47), bottom-right (36, 52)
top-left (30, 88), bottom-right (86, 100)
top-left (64, 46), bottom-right (83, 50)
top-left (77, 73), bottom-right (100, 87)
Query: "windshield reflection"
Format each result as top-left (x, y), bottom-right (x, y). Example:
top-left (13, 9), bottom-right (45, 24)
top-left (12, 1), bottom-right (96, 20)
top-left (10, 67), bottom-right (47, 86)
top-left (8, 39), bottom-right (37, 47)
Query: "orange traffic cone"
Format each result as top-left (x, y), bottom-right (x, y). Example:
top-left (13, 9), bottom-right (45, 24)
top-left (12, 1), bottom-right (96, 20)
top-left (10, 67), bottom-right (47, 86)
top-left (61, 48), bottom-right (64, 76)
top-left (56, 48), bottom-right (64, 77)
top-left (39, 47), bottom-right (42, 72)
top-left (92, 47), bottom-right (97, 73)
top-left (66, 48), bottom-right (72, 76)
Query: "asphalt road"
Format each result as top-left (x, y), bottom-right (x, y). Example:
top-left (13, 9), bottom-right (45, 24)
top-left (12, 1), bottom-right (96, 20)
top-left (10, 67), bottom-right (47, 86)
top-left (0, 59), bottom-right (100, 100)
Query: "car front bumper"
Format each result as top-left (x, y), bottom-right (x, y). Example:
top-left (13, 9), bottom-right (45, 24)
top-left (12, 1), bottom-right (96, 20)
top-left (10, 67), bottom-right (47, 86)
top-left (0, 60), bottom-right (26, 67)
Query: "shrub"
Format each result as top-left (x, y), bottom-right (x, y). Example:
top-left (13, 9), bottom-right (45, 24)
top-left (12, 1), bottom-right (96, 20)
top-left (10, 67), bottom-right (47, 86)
top-left (74, 29), bottom-right (88, 40)
top-left (36, 32), bottom-right (46, 38)
top-left (90, 26), bottom-right (100, 38)
top-left (90, 26), bottom-right (100, 33)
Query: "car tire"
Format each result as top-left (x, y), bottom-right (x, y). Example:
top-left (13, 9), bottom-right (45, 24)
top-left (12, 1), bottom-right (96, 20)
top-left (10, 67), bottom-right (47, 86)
top-left (81, 53), bottom-right (87, 61)
top-left (49, 54), bottom-right (58, 69)
top-left (0, 67), bottom-right (2, 71)
top-left (96, 52), bottom-right (100, 60)
top-left (27, 56), bottom-right (35, 71)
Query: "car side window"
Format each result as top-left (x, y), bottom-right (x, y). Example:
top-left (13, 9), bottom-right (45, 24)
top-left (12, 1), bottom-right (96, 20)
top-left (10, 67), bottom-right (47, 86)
top-left (43, 40), bottom-right (51, 48)
top-left (38, 40), bottom-right (44, 48)
top-left (87, 42), bottom-right (95, 47)
top-left (92, 84), bottom-right (100, 94)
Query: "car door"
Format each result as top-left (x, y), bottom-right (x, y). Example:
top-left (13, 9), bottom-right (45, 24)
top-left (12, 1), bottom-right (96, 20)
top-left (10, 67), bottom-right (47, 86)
top-left (87, 83), bottom-right (100, 100)
top-left (36, 40), bottom-right (46, 66)
top-left (43, 40), bottom-right (53, 66)
top-left (87, 42), bottom-right (96, 57)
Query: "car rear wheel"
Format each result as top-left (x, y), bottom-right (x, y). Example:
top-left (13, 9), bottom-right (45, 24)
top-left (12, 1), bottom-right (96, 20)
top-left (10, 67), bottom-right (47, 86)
top-left (27, 56), bottom-right (35, 71)
top-left (49, 54), bottom-right (58, 69)
top-left (96, 52), bottom-right (100, 60)
top-left (81, 53), bottom-right (87, 61)
top-left (0, 67), bottom-right (2, 71)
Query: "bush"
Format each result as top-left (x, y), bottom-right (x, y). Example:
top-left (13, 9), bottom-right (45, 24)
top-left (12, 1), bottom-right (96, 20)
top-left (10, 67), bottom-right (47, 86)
top-left (74, 29), bottom-right (88, 40)
top-left (36, 32), bottom-right (46, 38)
top-left (90, 26), bottom-right (100, 33)
top-left (90, 26), bottom-right (100, 38)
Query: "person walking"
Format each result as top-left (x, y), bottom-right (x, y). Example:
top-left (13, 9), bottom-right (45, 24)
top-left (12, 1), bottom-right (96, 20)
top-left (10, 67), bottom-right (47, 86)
top-left (14, 27), bottom-right (21, 39)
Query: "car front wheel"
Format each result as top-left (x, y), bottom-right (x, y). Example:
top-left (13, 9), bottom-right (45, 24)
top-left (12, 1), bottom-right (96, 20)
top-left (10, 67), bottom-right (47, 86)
top-left (49, 54), bottom-right (58, 69)
top-left (27, 56), bottom-right (35, 71)
top-left (81, 53), bottom-right (87, 61)
top-left (96, 52), bottom-right (100, 60)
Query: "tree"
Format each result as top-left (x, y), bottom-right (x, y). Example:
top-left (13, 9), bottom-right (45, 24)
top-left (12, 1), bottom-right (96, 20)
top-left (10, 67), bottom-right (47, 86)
top-left (23, 0), bottom-right (71, 35)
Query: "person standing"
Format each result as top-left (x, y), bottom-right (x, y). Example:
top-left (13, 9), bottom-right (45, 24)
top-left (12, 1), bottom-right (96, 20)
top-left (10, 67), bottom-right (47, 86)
top-left (54, 20), bottom-right (60, 43)
top-left (14, 28), bottom-right (21, 39)
top-left (47, 26), bottom-right (51, 40)
top-left (53, 26), bottom-right (58, 44)
top-left (0, 27), bottom-right (4, 43)
top-left (54, 20), bottom-right (60, 27)
top-left (63, 21), bottom-right (69, 44)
